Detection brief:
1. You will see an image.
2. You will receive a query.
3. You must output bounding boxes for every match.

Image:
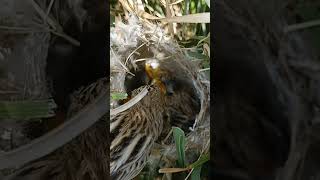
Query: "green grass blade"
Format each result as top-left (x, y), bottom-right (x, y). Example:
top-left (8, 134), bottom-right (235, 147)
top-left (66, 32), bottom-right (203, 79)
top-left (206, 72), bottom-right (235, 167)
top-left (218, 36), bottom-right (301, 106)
top-left (191, 165), bottom-right (202, 180)
top-left (0, 99), bottom-right (57, 120)
top-left (111, 92), bottom-right (128, 100)
top-left (172, 127), bottom-right (186, 168)
top-left (188, 153), bottom-right (209, 169)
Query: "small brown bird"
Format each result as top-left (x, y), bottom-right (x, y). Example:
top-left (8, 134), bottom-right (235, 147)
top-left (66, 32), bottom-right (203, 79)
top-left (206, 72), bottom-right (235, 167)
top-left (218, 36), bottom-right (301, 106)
top-left (110, 59), bottom-right (200, 179)
top-left (110, 59), bottom-right (169, 180)
top-left (145, 59), bottom-right (200, 133)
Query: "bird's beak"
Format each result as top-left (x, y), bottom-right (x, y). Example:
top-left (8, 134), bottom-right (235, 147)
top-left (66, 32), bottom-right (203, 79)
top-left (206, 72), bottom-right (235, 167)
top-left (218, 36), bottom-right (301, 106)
top-left (145, 59), bottom-right (171, 95)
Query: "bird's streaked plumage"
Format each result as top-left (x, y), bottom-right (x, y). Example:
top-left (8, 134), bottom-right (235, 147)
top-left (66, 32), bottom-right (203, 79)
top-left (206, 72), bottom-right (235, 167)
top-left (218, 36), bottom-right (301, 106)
top-left (110, 59), bottom-right (200, 179)
top-left (110, 85), bottom-right (168, 180)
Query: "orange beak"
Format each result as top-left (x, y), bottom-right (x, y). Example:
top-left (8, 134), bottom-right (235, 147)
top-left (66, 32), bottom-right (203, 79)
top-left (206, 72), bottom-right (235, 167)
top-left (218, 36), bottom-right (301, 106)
top-left (150, 79), bottom-right (167, 94)
top-left (145, 59), bottom-right (167, 95)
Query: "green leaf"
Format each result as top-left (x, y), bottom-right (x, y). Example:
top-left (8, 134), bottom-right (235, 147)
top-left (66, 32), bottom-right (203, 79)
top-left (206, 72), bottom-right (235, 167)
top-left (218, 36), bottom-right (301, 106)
top-left (188, 153), bottom-right (210, 169)
top-left (191, 165), bottom-right (202, 180)
top-left (190, 0), bottom-right (196, 14)
top-left (189, 154), bottom-right (209, 180)
top-left (172, 127), bottom-right (186, 168)
top-left (0, 99), bottom-right (57, 120)
top-left (111, 92), bottom-right (128, 100)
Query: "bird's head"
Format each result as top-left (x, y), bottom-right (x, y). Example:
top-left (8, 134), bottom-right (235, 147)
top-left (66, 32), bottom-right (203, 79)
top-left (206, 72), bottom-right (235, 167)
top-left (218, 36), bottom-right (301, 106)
top-left (145, 59), bottom-right (173, 95)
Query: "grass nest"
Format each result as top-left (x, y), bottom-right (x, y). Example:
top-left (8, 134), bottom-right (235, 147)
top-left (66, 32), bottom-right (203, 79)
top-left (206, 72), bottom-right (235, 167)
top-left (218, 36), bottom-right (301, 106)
top-left (110, 15), bottom-right (210, 179)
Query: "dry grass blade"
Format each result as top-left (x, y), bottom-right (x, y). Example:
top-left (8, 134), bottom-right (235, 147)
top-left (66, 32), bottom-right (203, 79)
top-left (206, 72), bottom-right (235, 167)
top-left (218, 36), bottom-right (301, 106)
top-left (159, 13), bottom-right (210, 23)
top-left (27, 0), bottom-right (60, 31)
top-left (111, 48), bottom-right (135, 76)
top-left (165, 0), bottom-right (174, 35)
top-left (285, 19), bottom-right (320, 33)
top-left (125, 42), bottom-right (147, 65)
top-left (119, 0), bottom-right (135, 14)
top-left (137, 10), bottom-right (161, 20)
top-left (110, 86), bottom-right (149, 116)
top-left (27, 0), bottom-right (80, 46)
top-left (169, 0), bottom-right (184, 5)
top-left (199, 68), bottom-right (210, 72)
top-left (45, 0), bottom-right (55, 21)
top-left (158, 0), bottom-right (166, 6)
top-left (134, 58), bottom-right (154, 62)
top-left (158, 167), bottom-right (189, 173)
top-left (184, 168), bottom-right (194, 180)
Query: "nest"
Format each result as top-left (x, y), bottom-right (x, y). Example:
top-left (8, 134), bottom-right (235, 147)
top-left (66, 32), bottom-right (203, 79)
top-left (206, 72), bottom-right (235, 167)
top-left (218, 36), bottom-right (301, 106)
top-left (110, 15), bottom-right (210, 175)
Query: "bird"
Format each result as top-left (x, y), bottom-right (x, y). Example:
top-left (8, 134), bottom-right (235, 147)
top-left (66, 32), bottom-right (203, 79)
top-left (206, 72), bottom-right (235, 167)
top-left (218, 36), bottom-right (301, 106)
top-left (5, 77), bottom-right (110, 180)
top-left (110, 58), bottom-right (201, 180)
top-left (145, 59), bottom-right (201, 135)
top-left (110, 59), bottom-right (170, 180)
top-left (125, 58), bottom-right (200, 138)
